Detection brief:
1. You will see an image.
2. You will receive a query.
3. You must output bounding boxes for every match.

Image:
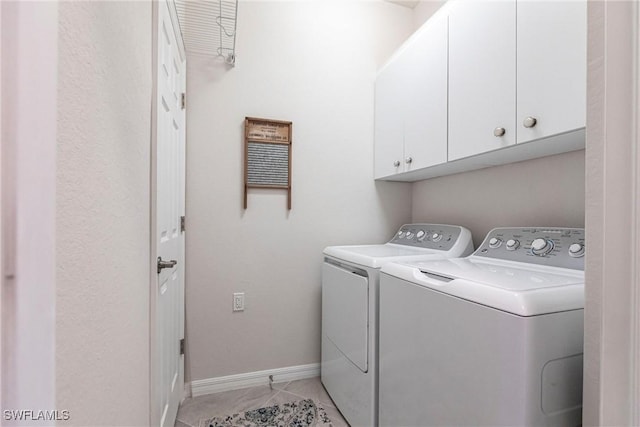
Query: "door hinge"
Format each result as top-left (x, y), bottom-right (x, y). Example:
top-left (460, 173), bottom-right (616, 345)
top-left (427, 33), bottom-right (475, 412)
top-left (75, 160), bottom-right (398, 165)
top-left (181, 93), bottom-right (186, 110)
top-left (180, 215), bottom-right (185, 232)
top-left (180, 338), bottom-right (185, 355)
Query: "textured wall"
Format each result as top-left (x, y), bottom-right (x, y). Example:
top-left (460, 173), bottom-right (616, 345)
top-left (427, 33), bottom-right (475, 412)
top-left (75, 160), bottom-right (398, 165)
top-left (412, 150), bottom-right (585, 247)
top-left (185, 0), bottom-right (413, 381)
top-left (56, 2), bottom-right (152, 425)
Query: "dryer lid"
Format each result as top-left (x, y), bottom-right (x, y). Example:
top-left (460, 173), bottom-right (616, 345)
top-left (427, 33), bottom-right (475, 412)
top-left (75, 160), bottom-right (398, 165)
top-left (381, 258), bottom-right (584, 316)
top-left (324, 244), bottom-right (444, 269)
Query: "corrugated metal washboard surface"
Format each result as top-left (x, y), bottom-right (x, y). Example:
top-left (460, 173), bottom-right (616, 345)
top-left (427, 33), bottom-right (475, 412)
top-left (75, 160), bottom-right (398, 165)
top-left (174, 0), bottom-right (238, 65)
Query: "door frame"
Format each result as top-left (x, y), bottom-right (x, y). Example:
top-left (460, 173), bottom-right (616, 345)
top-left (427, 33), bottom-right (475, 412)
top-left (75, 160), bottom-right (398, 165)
top-left (150, 0), bottom-right (187, 425)
top-left (584, 1), bottom-right (640, 425)
top-left (0, 0), bottom-right (58, 414)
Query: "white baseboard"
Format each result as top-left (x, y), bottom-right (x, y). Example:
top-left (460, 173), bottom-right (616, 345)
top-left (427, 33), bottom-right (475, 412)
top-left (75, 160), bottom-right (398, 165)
top-left (190, 363), bottom-right (320, 397)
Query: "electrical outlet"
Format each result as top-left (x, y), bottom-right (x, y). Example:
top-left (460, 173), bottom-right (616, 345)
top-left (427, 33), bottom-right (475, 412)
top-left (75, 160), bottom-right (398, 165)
top-left (233, 292), bottom-right (245, 312)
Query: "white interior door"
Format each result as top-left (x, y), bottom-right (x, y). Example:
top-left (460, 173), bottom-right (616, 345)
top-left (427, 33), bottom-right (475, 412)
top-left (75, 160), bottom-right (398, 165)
top-left (156, 1), bottom-right (186, 426)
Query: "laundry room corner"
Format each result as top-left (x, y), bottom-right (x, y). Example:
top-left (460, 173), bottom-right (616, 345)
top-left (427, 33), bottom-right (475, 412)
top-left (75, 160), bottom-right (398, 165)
top-left (183, 0), bottom-right (414, 387)
top-left (411, 150), bottom-right (586, 246)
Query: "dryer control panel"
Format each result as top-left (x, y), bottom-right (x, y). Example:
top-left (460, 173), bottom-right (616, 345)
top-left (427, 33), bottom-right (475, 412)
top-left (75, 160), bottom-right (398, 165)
top-left (474, 227), bottom-right (585, 270)
top-left (390, 224), bottom-right (463, 251)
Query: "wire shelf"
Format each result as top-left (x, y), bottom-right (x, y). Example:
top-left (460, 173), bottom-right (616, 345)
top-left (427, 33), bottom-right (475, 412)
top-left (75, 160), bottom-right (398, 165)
top-left (174, 0), bottom-right (238, 65)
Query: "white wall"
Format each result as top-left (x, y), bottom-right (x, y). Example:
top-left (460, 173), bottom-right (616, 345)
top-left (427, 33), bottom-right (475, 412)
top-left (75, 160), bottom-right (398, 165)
top-left (412, 150), bottom-right (585, 246)
top-left (412, 0), bottom-right (446, 29)
top-left (185, 0), bottom-right (413, 381)
top-left (56, 2), bottom-right (152, 425)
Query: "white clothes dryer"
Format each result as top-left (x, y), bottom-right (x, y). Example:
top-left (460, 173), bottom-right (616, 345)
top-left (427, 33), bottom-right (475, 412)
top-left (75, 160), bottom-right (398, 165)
top-left (378, 227), bottom-right (585, 427)
top-left (321, 224), bottom-right (474, 427)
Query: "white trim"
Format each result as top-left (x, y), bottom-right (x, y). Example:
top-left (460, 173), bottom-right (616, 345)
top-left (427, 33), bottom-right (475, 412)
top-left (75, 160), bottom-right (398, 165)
top-left (166, 0), bottom-right (186, 62)
top-left (150, 1), bottom-right (160, 424)
top-left (190, 364), bottom-right (321, 397)
top-left (584, 1), bottom-right (639, 425)
top-left (633, 1), bottom-right (640, 424)
top-left (1, 0), bottom-right (57, 413)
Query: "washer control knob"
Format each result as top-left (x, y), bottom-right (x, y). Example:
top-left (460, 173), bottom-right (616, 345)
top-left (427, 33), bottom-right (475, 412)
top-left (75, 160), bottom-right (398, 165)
top-left (405, 231), bottom-right (414, 239)
top-left (432, 233), bottom-right (442, 242)
top-left (505, 239), bottom-right (520, 251)
top-left (416, 230), bottom-right (426, 241)
top-left (488, 237), bottom-right (502, 248)
top-left (397, 231), bottom-right (405, 239)
top-left (531, 238), bottom-right (554, 256)
top-left (568, 243), bottom-right (585, 258)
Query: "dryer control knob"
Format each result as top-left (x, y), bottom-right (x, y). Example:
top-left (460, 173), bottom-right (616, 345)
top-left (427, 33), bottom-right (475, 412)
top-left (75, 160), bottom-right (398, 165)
top-left (489, 237), bottom-right (502, 248)
top-left (416, 230), bottom-right (426, 241)
top-left (568, 243), bottom-right (585, 258)
top-left (531, 238), bottom-right (554, 256)
top-left (505, 239), bottom-right (520, 251)
top-left (432, 233), bottom-right (442, 242)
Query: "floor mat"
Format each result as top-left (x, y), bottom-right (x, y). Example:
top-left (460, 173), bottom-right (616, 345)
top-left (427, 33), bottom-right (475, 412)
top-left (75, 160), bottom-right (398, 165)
top-left (199, 398), bottom-right (334, 427)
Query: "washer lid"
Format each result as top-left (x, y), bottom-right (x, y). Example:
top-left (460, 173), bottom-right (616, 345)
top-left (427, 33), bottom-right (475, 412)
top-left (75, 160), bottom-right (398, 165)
top-left (381, 258), bottom-right (584, 316)
top-left (324, 244), bottom-right (444, 269)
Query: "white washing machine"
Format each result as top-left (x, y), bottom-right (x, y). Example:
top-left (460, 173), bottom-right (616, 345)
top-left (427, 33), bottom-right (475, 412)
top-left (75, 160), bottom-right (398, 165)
top-left (378, 227), bottom-right (585, 427)
top-left (321, 224), bottom-right (474, 427)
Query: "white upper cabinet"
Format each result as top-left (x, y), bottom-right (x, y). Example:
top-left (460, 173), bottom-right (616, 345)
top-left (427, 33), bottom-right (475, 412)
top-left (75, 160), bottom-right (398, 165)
top-left (448, 0), bottom-right (516, 161)
top-left (374, 12), bottom-right (448, 179)
top-left (403, 14), bottom-right (448, 172)
top-left (374, 0), bottom-right (586, 182)
top-left (516, 1), bottom-right (586, 143)
top-left (374, 51), bottom-right (406, 179)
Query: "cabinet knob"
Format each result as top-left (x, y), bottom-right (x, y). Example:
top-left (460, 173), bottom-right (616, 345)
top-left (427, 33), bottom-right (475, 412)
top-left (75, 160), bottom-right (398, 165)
top-left (393, 160), bottom-right (401, 167)
top-left (493, 127), bottom-right (506, 137)
top-left (523, 117), bottom-right (538, 128)
top-left (405, 157), bottom-right (413, 164)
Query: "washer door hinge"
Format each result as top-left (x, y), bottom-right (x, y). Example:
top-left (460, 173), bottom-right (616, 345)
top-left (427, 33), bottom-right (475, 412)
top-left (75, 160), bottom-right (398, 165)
top-left (181, 216), bottom-right (185, 233)
top-left (181, 93), bottom-right (186, 110)
top-left (180, 338), bottom-right (185, 355)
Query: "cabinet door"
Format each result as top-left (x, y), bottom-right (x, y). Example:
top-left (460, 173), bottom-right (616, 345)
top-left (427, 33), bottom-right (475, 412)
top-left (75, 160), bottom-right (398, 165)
top-left (448, 0), bottom-right (516, 161)
top-left (516, 0), bottom-right (586, 144)
top-left (374, 55), bottom-right (405, 179)
top-left (403, 13), bottom-right (448, 172)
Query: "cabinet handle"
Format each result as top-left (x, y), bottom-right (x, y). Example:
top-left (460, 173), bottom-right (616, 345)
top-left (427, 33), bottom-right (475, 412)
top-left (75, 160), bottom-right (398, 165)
top-left (523, 117), bottom-right (538, 128)
top-left (393, 160), bottom-right (401, 167)
top-left (405, 157), bottom-right (413, 164)
top-left (493, 127), bottom-right (506, 137)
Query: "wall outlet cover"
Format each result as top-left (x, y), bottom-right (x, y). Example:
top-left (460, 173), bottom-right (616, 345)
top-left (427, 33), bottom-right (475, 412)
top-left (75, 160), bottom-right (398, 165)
top-left (233, 292), bottom-right (245, 312)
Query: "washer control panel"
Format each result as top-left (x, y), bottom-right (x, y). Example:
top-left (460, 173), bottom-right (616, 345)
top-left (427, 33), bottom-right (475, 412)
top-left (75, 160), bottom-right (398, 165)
top-left (474, 227), bottom-right (585, 270)
top-left (390, 224), bottom-right (463, 251)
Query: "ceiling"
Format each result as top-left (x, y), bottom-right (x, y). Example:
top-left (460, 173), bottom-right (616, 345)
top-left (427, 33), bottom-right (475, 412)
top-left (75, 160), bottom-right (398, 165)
top-left (385, 0), bottom-right (421, 8)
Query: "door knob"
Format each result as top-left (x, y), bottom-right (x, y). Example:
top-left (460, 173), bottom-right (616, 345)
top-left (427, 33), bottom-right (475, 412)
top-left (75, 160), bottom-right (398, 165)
top-left (393, 160), bottom-right (401, 167)
top-left (494, 127), bottom-right (506, 137)
top-left (405, 157), bottom-right (413, 164)
top-left (157, 257), bottom-right (177, 274)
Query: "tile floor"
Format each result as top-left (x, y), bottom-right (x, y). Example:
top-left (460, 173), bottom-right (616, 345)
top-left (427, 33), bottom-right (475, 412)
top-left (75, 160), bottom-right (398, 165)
top-left (175, 377), bottom-right (350, 427)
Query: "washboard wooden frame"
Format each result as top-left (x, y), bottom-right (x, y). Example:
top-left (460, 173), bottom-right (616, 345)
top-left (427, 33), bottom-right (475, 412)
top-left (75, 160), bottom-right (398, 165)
top-left (244, 117), bottom-right (293, 209)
